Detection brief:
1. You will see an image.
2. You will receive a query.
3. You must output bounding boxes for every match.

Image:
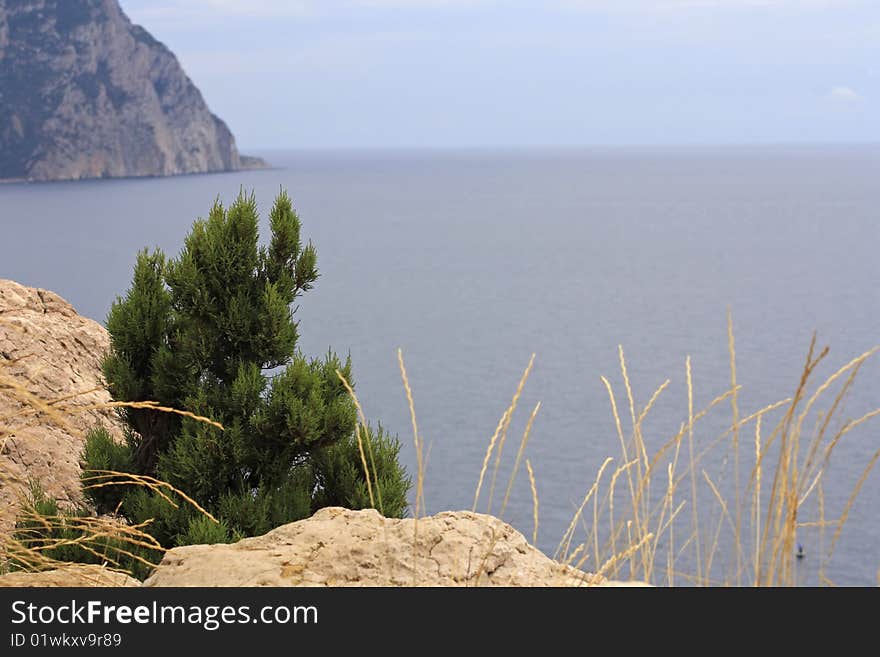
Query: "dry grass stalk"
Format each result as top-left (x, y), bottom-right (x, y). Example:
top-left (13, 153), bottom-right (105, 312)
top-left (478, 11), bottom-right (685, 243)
top-left (499, 401), bottom-right (541, 518)
top-left (396, 349), bottom-right (425, 587)
top-left (335, 370), bottom-right (376, 510)
top-left (525, 459), bottom-right (539, 546)
top-left (487, 354), bottom-right (535, 515)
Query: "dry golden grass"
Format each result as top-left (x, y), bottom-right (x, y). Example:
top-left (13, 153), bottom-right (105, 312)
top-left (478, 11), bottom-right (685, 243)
top-left (369, 320), bottom-right (880, 587)
top-left (82, 470), bottom-right (218, 522)
top-left (0, 349), bottom-right (223, 579)
top-left (525, 459), bottom-right (539, 546)
top-left (335, 371), bottom-right (378, 510)
top-left (7, 511), bottom-right (162, 574)
top-left (547, 327), bottom-right (878, 586)
top-left (396, 349), bottom-right (425, 586)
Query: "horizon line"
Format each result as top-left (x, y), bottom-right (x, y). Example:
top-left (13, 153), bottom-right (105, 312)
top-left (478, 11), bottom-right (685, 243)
top-left (240, 140), bottom-right (880, 153)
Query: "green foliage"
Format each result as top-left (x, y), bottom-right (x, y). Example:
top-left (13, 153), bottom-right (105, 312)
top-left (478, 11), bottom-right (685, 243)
top-left (178, 516), bottom-right (233, 547)
top-left (81, 425), bottom-right (132, 514)
top-left (74, 188), bottom-right (409, 572)
top-left (312, 422), bottom-right (412, 519)
top-left (215, 467), bottom-right (313, 540)
top-left (120, 486), bottom-right (194, 549)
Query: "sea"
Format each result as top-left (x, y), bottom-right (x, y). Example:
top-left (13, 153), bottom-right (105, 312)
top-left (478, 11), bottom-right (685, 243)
top-left (2, 145), bottom-right (878, 585)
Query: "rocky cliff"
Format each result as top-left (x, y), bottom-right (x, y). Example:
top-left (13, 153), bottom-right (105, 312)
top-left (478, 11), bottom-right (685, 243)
top-left (0, 279), bottom-right (123, 538)
top-left (0, 0), bottom-right (266, 182)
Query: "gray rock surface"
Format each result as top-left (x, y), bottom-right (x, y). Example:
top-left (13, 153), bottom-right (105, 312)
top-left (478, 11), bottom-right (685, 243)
top-left (0, 0), bottom-right (267, 181)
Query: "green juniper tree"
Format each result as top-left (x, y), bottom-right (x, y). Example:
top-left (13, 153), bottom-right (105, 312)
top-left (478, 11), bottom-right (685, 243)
top-left (80, 189), bottom-right (410, 550)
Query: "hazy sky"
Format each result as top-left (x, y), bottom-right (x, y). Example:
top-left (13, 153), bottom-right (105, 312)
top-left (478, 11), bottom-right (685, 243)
top-left (118, 0), bottom-right (879, 150)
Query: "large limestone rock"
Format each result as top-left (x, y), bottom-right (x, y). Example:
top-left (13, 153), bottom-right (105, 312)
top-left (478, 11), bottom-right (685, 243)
top-left (0, 564), bottom-right (139, 587)
top-left (0, 279), bottom-right (123, 538)
top-left (0, 0), bottom-right (266, 182)
top-left (145, 507), bottom-right (643, 587)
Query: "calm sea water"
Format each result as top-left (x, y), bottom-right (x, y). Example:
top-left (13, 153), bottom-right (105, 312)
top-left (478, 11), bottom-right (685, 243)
top-left (2, 146), bottom-right (878, 585)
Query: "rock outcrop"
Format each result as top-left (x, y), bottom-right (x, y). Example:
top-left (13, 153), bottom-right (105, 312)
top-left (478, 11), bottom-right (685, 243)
top-left (0, 0), bottom-right (267, 182)
top-left (0, 279), bottom-right (123, 538)
top-left (0, 564), bottom-right (139, 587)
top-left (144, 507), bottom-right (644, 587)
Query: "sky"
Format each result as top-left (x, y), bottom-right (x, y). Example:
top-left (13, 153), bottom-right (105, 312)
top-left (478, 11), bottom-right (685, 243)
top-left (118, 0), bottom-right (879, 150)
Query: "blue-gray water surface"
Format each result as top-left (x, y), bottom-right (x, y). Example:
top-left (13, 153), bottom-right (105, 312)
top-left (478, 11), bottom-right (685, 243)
top-left (2, 146), bottom-right (878, 585)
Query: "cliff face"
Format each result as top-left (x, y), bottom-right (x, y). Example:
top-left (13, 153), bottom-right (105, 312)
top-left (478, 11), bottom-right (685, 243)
top-left (0, 0), bottom-right (266, 182)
